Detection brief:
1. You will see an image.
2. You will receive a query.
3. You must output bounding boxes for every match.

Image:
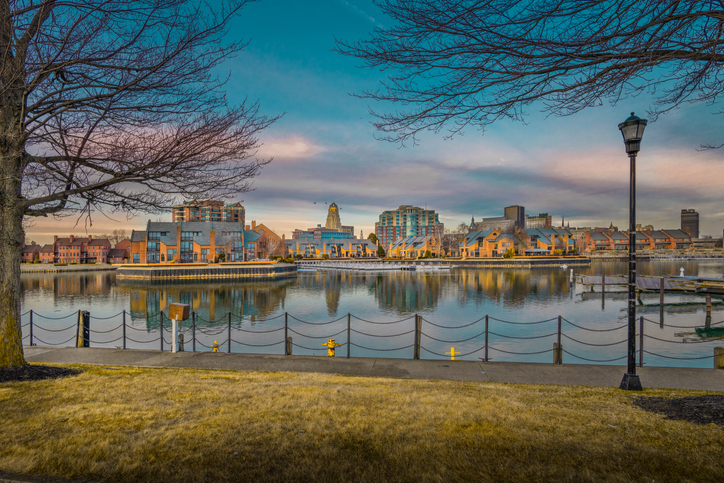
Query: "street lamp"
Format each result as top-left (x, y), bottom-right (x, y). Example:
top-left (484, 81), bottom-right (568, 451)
top-left (618, 112), bottom-right (647, 391)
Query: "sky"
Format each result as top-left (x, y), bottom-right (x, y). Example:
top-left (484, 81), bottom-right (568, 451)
top-left (25, 0), bottom-right (724, 244)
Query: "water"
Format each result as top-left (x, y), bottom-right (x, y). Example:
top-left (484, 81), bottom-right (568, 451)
top-left (19, 260), bottom-right (724, 367)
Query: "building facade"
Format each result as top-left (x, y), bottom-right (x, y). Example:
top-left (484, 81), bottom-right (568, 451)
top-left (247, 221), bottom-right (288, 259)
top-left (325, 203), bottom-right (342, 230)
top-left (504, 205), bottom-right (526, 228)
top-left (285, 238), bottom-right (376, 258)
top-left (130, 221), bottom-right (257, 264)
top-left (681, 209), bottom-right (699, 238)
top-left (172, 200), bottom-right (245, 224)
top-left (375, 205), bottom-right (443, 248)
top-left (525, 213), bottom-right (552, 229)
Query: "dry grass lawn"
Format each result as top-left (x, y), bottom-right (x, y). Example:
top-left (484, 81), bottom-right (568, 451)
top-left (0, 364), bottom-right (722, 482)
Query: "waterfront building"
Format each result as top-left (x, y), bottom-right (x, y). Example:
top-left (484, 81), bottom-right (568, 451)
top-left (130, 221), bottom-right (257, 263)
top-left (285, 238), bottom-right (376, 258)
top-left (247, 221), bottom-right (288, 259)
top-left (681, 209), bottom-right (699, 238)
top-left (459, 227), bottom-right (574, 257)
top-left (476, 216), bottom-right (516, 232)
top-left (21, 245), bottom-right (41, 263)
top-left (578, 229), bottom-right (691, 253)
top-left (325, 203), bottom-right (342, 230)
top-left (525, 213), bottom-right (552, 229)
top-left (568, 227), bottom-right (592, 240)
top-left (43, 235), bottom-right (113, 264)
top-left (171, 200), bottom-right (245, 224)
top-left (387, 235), bottom-right (444, 258)
top-left (292, 225), bottom-right (356, 241)
top-left (375, 205), bottom-right (443, 248)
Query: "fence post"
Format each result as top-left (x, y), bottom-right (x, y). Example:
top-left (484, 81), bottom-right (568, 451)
top-left (484, 315), bottom-right (489, 362)
top-left (160, 311), bottom-right (164, 351)
top-left (122, 310), bottom-right (127, 350)
top-left (76, 311), bottom-right (90, 348)
top-left (29, 310), bottom-right (34, 346)
top-left (284, 312), bottom-right (289, 356)
top-left (639, 316), bottom-right (644, 367)
top-left (192, 312), bottom-right (196, 352)
top-left (228, 312), bottom-right (232, 354)
top-left (413, 314), bottom-right (421, 360)
top-left (347, 313), bottom-right (351, 359)
top-left (554, 315), bottom-right (562, 365)
top-left (75, 309), bottom-right (81, 347)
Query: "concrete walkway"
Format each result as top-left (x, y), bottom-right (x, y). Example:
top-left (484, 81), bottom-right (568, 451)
top-left (22, 346), bottom-right (724, 391)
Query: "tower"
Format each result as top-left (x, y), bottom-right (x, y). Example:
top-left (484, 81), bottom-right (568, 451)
top-left (325, 203), bottom-right (342, 230)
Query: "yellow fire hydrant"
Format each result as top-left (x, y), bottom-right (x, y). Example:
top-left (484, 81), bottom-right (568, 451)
top-left (322, 338), bottom-right (341, 357)
top-left (211, 340), bottom-right (220, 353)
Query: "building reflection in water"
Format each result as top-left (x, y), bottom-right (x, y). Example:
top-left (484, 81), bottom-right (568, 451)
top-left (21, 272), bottom-right (114, 301)
top-left (115, 279), bottom-right (293, 329)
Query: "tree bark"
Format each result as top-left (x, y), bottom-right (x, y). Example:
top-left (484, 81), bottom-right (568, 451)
top-left (0, 149), bottom-right (26, 367)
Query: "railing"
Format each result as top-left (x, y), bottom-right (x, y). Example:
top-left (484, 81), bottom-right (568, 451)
top-left (18, 309), bottom-right (724, 366)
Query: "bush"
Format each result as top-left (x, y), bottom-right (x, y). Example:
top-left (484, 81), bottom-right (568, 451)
top-left (553, 249), bottom-right (563, 256)
top-left (503, 248), bottom-right (515, 259)
top-left (294, 254), bottom-right (302, 260)
top-left (322, 254), bottom-right (330, 259)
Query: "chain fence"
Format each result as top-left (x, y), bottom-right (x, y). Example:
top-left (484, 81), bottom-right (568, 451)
top-left (17, 309), bottom-right (724, 367)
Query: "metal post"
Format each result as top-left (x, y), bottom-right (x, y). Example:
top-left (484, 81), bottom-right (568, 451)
top-left (706, 293), bottom-right (712, 328)
top-left (284, 312), bottom-right (289, 356)
top-left (413, 314), bottom-right (421, 360)
top-left (639, 316), bottom-right (644, 368)
top-left (76, 309), bottom-right (81, 347)
top-left (160, 311), bottom-right (164, 351)
top-left (192, 312), bottom-right (196, 352)
top-left (347, 313), bottom-right (351, 359)
top-left (29, 310), bottom-right (34, 346)
top-left (556, 315), bottom-right (562, 365)
top-left (228, 312), bottom-right (232, 353)
top-left (621, 151), bottom-right (642, 390)
top-left (602, 272), bottom-right (606, 294)
top-left (660, 277), bottom-right (665, 326)
top-left (484, 315), bottom-right (489, 362)
top-left (122, 310), bottom-right (126, 350)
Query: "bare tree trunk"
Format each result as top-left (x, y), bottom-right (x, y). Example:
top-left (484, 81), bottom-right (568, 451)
top-left (0, 150), bottom-right (26, 367)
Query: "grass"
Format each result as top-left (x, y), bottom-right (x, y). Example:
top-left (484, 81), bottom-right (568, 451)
top-left (1, 364), bottom-right (722, 483)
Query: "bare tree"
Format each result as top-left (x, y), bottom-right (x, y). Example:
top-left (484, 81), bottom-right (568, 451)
top-left (100, 229), bottom-right (128, 245)
top-left (338, 1), bottom-right (724, 145)
top-left (1, 0), bottom-right (278, 367)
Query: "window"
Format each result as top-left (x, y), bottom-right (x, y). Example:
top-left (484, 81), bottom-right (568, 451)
top-left (147, 241), bottom-right (159, 251)
top-left (167, 249), bottom-right (177, 257)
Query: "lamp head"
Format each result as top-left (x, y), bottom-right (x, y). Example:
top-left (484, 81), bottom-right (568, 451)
top-left (618, 112), bottom-right (648, 155)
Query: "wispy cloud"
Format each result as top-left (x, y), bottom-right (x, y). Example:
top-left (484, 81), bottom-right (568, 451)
top-left (333, 0), bottom-right (384, 28)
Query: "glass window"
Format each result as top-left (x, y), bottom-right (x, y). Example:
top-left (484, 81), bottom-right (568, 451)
top-left (167, 249), bottom-right (177, 256)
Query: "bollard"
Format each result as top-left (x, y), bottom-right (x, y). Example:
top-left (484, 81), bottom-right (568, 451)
top-left (553, 342), bottom-right (562, 364)
top-left (715, 347), bottom-right (724, 369)
top-left (77, 311), bottom-right (90, 348)
top-left (286, 337), bottom-right (293, 356)
top-left (178, 333), bottom-right (185, 352)
top-left (569, 269), bottom-right (573, 283)
top-left (171, 316), bottom-right (179, 354)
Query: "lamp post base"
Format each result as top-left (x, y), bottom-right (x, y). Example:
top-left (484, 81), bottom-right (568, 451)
top-left (619, 373), bottom-right (643, 391)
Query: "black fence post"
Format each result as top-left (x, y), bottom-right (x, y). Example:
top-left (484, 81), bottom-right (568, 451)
top-left (76, 309), bottom-right (81, 347)
top-left (122, 310), bottom-right (127, 350)
top-left (347, 313), bottom-right (351, 359)
top-left (192, 312), bottom-right (196, 352)
top-left (555, 315), bottom-right (562, 365)
top-left (413, 314), bottom-right (421, 360)
top-left (639, 316), bottom-right (644, 368)
top-left (228, 312), bottom-right (232, 353)
top-left (29, 310), bottom-right (34, 346)
top-left (81, 311), bottom-right (90, 348)
top-left (160, 311), bottom-right (164, 352)
top-left (284, 312), bottom-right (289, 356)
top-left (484, 315), bottom-right (489, 362)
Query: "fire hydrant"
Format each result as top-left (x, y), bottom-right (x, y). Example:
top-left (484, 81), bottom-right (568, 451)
top-left (211, 340), bottom-right (220, 353)
top-left (322, 338), bottom-right (341, 357)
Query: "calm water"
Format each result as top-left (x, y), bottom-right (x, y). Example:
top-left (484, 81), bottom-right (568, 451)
top-left (19, 260), bottom-right (724, 367)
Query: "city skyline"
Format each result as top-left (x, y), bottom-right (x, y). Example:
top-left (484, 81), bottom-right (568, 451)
top-left (24, 0), bottom-right (724, 243)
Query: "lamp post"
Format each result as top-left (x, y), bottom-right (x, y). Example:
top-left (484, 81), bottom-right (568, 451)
top-left (618, 112), bottom-right (647, 391)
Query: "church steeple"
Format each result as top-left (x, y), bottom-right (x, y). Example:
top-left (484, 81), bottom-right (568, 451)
top-left (469, 216), bottom-right (476, 232)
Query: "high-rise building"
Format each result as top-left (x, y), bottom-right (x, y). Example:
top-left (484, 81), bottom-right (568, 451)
top-left (525, 213), bottom-right (552, 229)
top-left (172, 200), bottom-right (244, 224)
top-left (326, 203), bottom-right (342, 230)
top-left (375, 205), bottom-right (443, 247)
top-left (504, 205), bottom-right (525, 228)
top-left (681, 209), bottom-right (699, 238)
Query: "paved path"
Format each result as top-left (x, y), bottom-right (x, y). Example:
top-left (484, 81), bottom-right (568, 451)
top-left (22, 346), bottom-right (724, 391)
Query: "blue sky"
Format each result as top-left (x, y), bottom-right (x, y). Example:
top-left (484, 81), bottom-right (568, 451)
top-left (27, 0), bottom-right (724, 243)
